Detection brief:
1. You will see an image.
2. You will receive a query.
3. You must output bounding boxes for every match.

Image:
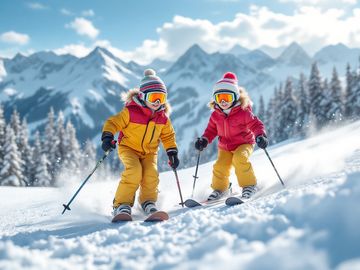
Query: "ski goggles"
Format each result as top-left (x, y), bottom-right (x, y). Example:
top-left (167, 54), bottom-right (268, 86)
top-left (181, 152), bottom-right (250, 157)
top-left (145, 91), bottom-right (167, 105)
top-left (214, 91), bottom-right (236, 104)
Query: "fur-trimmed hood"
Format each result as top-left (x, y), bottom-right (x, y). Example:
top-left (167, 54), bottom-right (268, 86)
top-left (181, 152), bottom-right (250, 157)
top-left (208, 86), bottom-right (253, 111)
top-left (121, 88), bottom-right (172, 116)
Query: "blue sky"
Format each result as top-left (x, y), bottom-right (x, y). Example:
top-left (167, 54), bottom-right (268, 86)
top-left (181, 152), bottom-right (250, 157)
top-left (1, 0), bottom-right (360, 63)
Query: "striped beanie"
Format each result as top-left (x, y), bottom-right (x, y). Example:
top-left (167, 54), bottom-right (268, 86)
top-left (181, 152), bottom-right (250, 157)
top-left (139, 69), bottom-right (167, 94)
top-left (213, 72), bottom-right (240, 99)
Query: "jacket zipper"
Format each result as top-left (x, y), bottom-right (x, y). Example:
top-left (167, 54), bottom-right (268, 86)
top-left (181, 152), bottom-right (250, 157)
top-left (149, 126), bottom-right (156, 144)
top-left (141, 121), bottom-right (150, 153)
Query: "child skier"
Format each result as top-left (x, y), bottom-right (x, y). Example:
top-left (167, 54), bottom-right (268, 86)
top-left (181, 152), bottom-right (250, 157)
top-left (101, 69), bottom-right (179, 217)
top-left (195, 72), bottom-right (268, 200)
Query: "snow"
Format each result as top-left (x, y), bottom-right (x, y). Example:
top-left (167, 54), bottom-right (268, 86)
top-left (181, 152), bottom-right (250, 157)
top-left (1, 121), bottom-right (360, 269)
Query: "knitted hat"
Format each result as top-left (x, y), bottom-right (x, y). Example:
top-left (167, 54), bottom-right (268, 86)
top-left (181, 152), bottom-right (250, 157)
top-left (213, 72), bottom-right (240, 99)
top-left (139, 69), bottom-right (167, 94)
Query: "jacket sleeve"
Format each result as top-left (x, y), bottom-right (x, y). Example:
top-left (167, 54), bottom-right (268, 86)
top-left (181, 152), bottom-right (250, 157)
top-left (102, 108), bottom-right (130, 135)
top-left (160, 118), bottom-right (177, 151)
top-left (245, 109), bottom-right (266, 137)
top-left (202, 113), bottom-right (218, 143)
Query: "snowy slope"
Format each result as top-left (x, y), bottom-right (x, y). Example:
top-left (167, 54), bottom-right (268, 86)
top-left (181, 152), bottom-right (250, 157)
top-left (1, 121), bottom-right (360, 269)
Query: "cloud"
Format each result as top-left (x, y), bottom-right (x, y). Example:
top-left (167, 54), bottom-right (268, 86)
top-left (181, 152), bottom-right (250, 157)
top-left (57, 5), bottom-right (360, 64)
top-left (66, 17), bottom-right (99, 39)
top-left (82, 9), bottom-right (95, 17)
top-left (60, 8), bottom-right (73, 16)
top-left (0, 31), bottom-right (30, 45)
top-left (277, 0), bottom-right (357, 9)
top-left (27, 2), bottom-right (48, 10)
top-left (54, 43), bottom-right (92, 58)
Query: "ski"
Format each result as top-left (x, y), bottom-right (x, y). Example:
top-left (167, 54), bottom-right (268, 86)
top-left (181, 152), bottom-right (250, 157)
top-left (184, 196), bottom-right (230, 208)
top-left (111, 212), bottom-right (133, 222)
top-left (225, 196), bottom-right (245, 206)
top-left (144, 211), bottom-right (169, 222)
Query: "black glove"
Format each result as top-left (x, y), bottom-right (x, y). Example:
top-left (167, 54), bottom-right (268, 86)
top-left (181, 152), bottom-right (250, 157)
top-left (167, 148), bottom-right (180, 169)
top-left (256, 135), bottom-right (268, 149)
top-left (101, 132), bottom-right (116, 152)
top-left (195, 137), bottom-right (208, 151)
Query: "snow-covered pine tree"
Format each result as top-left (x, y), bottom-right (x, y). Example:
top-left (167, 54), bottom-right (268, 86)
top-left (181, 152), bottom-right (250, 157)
top-left (55, 111), bottom-right (67, 181)
top-left (265, 91), bottom-right (277, 143)
top-left (31, 131), bottom-right (43, 186)
top-left (271, 85), bottom-right (284, 144)
top-left (294, 73), bottom-right (309, 137)
top-left (19, 119), bottom-right (35, 185)
top-left (352, 61), bottom-right (360, 118)
top-left (10, 108), bottom-right (21, 144)
top-left (344, 64), bottom-right (356, 118)
top-left (328, 67), bottom-right (343, 123)
top-left (257, 95), bottom-right (266, 124)
top-left (318, 79), bottom-right (332, 126)
top-left (308, 62), bottom-right (324, 128)
top-left (0, 125), bottom-right (25, 186)
top-left (0, 104), bottom-right (5, 170)
top-left (34, 154), bottom-right (51, 187)
top-left (278, 78), bottom-right (297, 141)
top-left (44, 108), bottom-right (59, 181)
top-left (63, 121), bottom-right (81, 175)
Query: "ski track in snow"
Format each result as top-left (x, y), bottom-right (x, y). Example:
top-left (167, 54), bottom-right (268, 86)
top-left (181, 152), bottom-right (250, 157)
top-left (1, 122), bottom-right (360, 270)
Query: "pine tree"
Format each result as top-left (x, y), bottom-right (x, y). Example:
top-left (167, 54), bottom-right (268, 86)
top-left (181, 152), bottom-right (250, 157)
top-left (31, 131), bottom-right (42, 186)
top-left (294, 73), bottom-right (309, 137)
top-left (34, 154), bottom-right (51, 187)
top-left (55, 111), bottom-right (67, 181)
top-left (10, 108), bottom-right (21, 143)
top-left (0, 125), bottom-right (25, 186)
top-left (63, 121), bottom-right (81, 175)
top-left (19, 119), bottom-right (34, 185)
top-left (0, 104), bottom-right (5, 170)
top-left (344, 64), bottom-right (355, 118)
top-left (278, 78), bottom-right (297, 141)
top-left (44, 108), bottom-right (59, 181)
top-left (271, 85), bottom-right (284, 143)
top-left (308, 62), bottom-right (324, 128)
top-left (257, 95), bottom-right (266, 123)
top-left (328, 67), bottom-right (343, 123)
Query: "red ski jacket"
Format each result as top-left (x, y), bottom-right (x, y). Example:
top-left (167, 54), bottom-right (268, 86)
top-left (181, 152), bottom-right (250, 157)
top-left (202, 105), bottom-right (266, 151)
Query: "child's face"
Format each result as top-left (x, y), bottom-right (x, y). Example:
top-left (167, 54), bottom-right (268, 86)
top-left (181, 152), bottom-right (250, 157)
top-left (218, 100), bottom-right (232, 110)
top-left (145, 101), bottom-right (162, 111)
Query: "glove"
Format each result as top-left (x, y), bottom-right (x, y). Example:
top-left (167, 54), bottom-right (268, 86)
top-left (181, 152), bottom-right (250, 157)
top-left (256, 135), bottom-right (268, 149)
top-left (101, 132), bottom-right (116, 152)
top-left (194, 137), bottom-right (208, 151)
top-left (167, 148), bottom-right (180, 169)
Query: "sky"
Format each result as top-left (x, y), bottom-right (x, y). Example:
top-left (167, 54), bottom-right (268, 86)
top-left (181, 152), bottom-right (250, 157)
top-left (0, 0), bottom-right (360, 64)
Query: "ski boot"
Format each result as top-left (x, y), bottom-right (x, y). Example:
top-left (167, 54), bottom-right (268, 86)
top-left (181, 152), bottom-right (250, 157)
top-left (241, 185), bottom-right (257, 199)
top-left (141, 201), bottom-right (158, 215)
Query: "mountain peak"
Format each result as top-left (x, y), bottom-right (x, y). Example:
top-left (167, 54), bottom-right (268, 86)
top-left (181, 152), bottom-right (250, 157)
top-left (277, 42), bottom-right (311, 66)
top-left (228, 44), bottom-right (250, 56)
top-left (166, 44), bottom-right (209, 74)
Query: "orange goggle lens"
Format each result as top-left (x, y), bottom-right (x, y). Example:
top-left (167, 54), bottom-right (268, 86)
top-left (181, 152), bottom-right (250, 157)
top-left (146, 92), bottom-right (167, 104)
top-left (214, 92), bottom-right (235, 104)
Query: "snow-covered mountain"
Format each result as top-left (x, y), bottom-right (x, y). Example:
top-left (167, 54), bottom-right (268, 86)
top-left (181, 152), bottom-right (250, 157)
top-left (228, 44), bottom-right (250, 57)
top-left (1, 120), bottom-right (360, 269)
top-left (238, 49), bottom-right (276, 70)
top-left (1, 42), bottom-right (360, 155)
top-left (314, 43), bottom-right (360, 66)
top-left (277, 42), bottom-right (312, 67)
top-left (0, 47), bottom-right (141, 140)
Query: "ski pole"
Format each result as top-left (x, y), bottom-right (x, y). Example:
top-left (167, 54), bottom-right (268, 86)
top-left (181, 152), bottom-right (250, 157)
top-left (172, 168), bottom-right (185, 207)
top-left (263, 148), bottom-right (285, 187)
top-left (62, 142), bottom-right (116, 214)
top-left (191, 150), bottom-right (201, 198)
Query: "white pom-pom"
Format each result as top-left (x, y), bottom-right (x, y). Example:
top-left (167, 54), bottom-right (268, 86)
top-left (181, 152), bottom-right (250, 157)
top-left (144, 68), bottom-right (156, 76)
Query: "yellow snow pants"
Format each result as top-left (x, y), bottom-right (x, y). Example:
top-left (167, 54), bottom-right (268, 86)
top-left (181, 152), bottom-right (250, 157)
top-left (113, 146), bottom-right (159, 208)
top-left (211, 144), bottom-right (257, 191)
